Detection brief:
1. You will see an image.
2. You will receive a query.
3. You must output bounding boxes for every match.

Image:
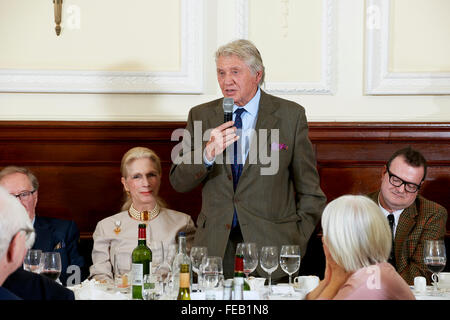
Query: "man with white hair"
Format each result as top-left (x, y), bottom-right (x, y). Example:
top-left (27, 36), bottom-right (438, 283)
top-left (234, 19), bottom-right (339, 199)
top-left (170, 39), bottom-right (326, 279)
top-left (0, 186), bottom-right (35, 300)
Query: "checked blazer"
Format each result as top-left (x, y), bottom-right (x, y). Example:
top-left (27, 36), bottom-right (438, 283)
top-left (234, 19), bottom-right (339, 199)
top-left (368, 192), bottom-right (447, 285)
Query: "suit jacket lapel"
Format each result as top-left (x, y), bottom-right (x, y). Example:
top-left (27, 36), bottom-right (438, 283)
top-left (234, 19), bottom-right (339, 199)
top-left (242, 90), bottom-right (278, 175)
top-left (395, 202), bottom-right (418, 273)
top-left (32, 217), bottom-right (53, 252)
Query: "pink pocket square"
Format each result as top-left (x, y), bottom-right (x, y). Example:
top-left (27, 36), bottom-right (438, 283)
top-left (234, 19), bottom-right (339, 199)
top-left (271, 142), bottom-right (288, 151)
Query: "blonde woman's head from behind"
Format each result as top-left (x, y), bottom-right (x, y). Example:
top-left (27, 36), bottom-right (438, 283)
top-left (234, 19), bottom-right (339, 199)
top-left (321, 195), bottom-right (391, 272)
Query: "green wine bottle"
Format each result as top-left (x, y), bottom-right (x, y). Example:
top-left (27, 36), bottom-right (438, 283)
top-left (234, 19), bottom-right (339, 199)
top-left (177, 263), bottom-right (191, 300)
top-left (131, 224), bottom-right (152, 300)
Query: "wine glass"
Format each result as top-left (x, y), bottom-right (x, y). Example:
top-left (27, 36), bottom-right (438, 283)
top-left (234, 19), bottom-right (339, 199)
top-left (113, 251), bottom-right (132, 293)
top-left (424, 240), bottom-right (447, 295)
top-left (190, 246), bottom-right (208, 291)
top-left (242, 243), bottom-right (258, 278)
top-left (23, 249), bottom-right (42, 273)
top-left (40, 252), bottom-right (62, 282)
top-left (153, 242), bottom-right (172, 295)
top-left (280, 245), bottom-right (301, 287)
top-left (201, 256), bottom-right (223, 300)
top-left (260, 246), bottom-right (278, 294)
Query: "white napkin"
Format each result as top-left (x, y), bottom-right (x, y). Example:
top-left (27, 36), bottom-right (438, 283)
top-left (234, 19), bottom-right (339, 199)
top-left (70, 279), bottom-right (129, 300)
top-left (271, 284), bottom-right (295, 295)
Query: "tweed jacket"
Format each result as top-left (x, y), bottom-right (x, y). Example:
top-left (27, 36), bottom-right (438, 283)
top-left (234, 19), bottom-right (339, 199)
top-left (170, 90), bottom-right (327, 280)
top-left (368, 192), bottom-right (447, 285)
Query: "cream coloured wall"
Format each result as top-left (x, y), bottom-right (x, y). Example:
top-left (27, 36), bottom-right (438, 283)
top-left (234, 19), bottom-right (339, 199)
top-left (0, 0), bottom-right (449, 122)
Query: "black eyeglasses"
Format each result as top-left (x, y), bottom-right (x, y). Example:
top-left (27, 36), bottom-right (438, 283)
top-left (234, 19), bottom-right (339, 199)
top-left (386, 168), bottom-right (421, 193)
top-left (12, 190), bottom-right (36, 201)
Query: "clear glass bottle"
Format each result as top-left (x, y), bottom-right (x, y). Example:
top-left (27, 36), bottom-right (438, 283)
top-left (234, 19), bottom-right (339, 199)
top-left (171, 232), bottom-right (191, 294)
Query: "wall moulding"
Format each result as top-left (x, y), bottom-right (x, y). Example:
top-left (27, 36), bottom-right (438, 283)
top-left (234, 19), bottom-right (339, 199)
top-left (365, 0), bottom-right (450, 95)
top-left (235, 0), bottom-right (336, 95)
top-left (0, 0), bottom-right (204, 94)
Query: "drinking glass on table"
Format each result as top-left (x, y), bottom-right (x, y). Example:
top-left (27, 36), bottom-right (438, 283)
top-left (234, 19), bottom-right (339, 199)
top-left (190, 246), bottom-right (208, 291)
top-left (201, 256), bottom-right (223, 300)
top-left (142, 273), bottom-right (159, 300)
top-left (424, 240), bottom-right (447, 295)
top-left (153, 242), bottom-right (172, 295)
top-left (242, 243), bottom-right (258, 279)
top-left (40, 252), bottom-right (62, 282)
top-left (260, 246), bottom-right (278, 294)
top-left (23, 249), bottom-right (42, 274)
top-left (279, 245), bottom-right (301, 286)
top-left (114, 251), bottom-right (131, 293)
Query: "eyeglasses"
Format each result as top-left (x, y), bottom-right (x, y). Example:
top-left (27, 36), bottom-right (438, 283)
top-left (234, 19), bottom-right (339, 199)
top-left (386, 167), bottom-right (421, 193)
top-left (12, 190), bottom-right (36, 201)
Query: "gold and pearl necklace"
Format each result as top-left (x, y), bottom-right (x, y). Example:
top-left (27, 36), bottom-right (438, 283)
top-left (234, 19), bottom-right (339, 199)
top-left (128, 203), bottom-right (160, 221)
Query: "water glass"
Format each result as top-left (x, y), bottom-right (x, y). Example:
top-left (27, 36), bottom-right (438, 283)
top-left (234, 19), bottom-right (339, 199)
top-left (201, 256), bottom-right (224, 300)
top-left (114, 251), bottom-right (131, 293)
top-left (279, 245), bottom-right (301, 286)
top-left (142, 273), bottom-right (159, 300)
top-left (23, 249), bottom-right (42, 273)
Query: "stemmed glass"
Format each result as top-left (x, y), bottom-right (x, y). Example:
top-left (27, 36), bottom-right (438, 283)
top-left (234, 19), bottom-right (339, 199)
top-left (424, 240), bottom-right (446, 295)
top-left (153, 241), bottom-right (172, 295)
top-left (279, 245), bottom-right (301, 286)
top-left (242, 243), bottom-right (258, 279)
top-left (40, 252), bottom-right (62, 282)
top-left (23, 249), bottom-right (42, 273)
top-left (201, 256), bottom-right (223, 300)
top-left (260, 246), bottom-right (278, 294)
top-left (190, 246), bottom-right (208, 291)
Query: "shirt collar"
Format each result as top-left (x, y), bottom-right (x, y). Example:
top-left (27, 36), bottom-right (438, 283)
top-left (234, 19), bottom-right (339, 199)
top-left (233, 87), bottom-right (260, 117)
top-left (377, 193), bottom-right (404, 232)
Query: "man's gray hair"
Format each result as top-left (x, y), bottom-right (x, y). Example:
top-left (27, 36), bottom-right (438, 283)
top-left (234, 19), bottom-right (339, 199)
top-left (0, 166), bottom-right (39, 191)
top-left (215, 39), bottom-right (265, 86)
top-left (0, 186), bottom-right (34, 260)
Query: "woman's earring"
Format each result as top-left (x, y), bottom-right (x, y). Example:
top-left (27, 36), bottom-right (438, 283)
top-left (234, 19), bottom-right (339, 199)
top-left (126, 190), bottom-right (131, 197)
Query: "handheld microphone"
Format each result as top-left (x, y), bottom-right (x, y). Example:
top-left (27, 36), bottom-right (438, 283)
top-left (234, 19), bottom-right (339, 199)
top-left (223, 97), bottom-right (234, 123)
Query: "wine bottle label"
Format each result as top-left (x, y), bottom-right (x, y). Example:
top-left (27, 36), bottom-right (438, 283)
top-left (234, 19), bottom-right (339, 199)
top-left (131, 263), bottom-right (143, 286)
top-left (180, 273), bottom-right (190, 288)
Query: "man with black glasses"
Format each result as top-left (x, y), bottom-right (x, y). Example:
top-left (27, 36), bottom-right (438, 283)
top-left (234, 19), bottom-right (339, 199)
top-left (368, 147), bottom-right (447, 285)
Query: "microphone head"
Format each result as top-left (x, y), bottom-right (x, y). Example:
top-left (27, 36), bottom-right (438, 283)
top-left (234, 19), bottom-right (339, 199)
top-left (223, 97), bottom-right (234, 113)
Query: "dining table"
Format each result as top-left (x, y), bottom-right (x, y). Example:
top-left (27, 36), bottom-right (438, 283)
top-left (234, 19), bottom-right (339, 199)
top-left (68, 279), bottom-right (450, 301)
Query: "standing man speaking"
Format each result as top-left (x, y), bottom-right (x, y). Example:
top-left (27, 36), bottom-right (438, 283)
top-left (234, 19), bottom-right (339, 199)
top-left (170, 39), bottom-right (326, 280)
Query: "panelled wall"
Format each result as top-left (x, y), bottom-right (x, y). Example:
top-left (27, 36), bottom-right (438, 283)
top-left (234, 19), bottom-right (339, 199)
top-left (1, 121), bottom-right (448, 237)
top-left (1, 121), bottom-right (449, 274)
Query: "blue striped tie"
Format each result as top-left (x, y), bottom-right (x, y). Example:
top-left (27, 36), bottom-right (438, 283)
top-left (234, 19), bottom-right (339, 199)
top-left (231, 108), bottom-right (246, 228)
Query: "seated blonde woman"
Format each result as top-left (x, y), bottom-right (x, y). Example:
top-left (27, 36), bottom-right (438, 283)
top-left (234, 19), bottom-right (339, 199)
top-left (307, 195), bottom-right (415, 300)
top-left (89, 147), bottom-right (196, 281)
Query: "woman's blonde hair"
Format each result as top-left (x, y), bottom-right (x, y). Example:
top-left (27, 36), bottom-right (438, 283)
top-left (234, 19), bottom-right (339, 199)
top-left (321, 195), bottom-right (391, 272)
top-left (120, 147), bottom-right (166, 211)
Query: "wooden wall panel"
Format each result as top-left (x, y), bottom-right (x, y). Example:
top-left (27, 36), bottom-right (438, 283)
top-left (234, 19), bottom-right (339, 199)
top-left (0, 121), bottom-right (449, 238)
